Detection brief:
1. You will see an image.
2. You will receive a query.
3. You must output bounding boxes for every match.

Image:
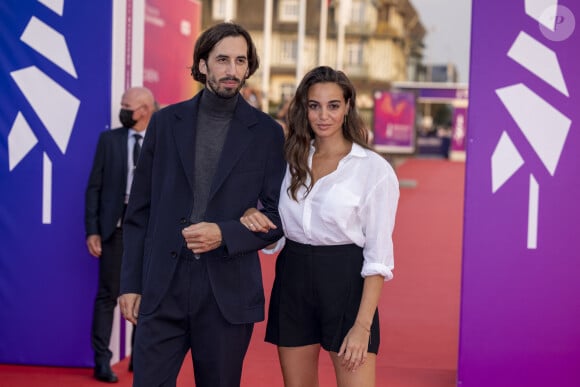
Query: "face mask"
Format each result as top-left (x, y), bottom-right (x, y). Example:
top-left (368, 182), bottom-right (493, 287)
top-left (119, 108), bottom-right (137, 128)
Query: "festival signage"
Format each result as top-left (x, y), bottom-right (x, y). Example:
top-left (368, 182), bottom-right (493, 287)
top-left (418, 86), bottom-right (468, 102)
top-left (143, 0), bottom-right (201, 106)
top-left (372, 90), bottom-right (416, 153)
top-left (459, 1), bottom-right (580, 385)
top-left (450, 105), bottom-right (468, 161)
top-left (0, 0), bottom-right (112, 366)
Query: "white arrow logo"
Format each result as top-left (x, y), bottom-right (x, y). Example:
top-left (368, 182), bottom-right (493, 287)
top-left (7, 0), bottom-right (79, 224)
top-left (490, 0), bottom-right (572, 249)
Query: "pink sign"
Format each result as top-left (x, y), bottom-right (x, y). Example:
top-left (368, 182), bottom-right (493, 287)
top-left (143, 0), bottom-right (201, 106)
top-left (451, 106), bottom-right (467, 152)
top-left (372, 91), bottom-right (416, 153)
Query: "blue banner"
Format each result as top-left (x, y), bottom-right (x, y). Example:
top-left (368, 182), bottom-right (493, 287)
top-left (0, 0), bottom-right (112, 366)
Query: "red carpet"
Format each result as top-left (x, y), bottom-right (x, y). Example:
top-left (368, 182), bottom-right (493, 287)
top-left (0, 158), bottom-right (464, 387)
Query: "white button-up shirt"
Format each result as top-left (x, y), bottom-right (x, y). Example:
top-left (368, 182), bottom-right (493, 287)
top-left (269, 142), bottom-right (399, 280)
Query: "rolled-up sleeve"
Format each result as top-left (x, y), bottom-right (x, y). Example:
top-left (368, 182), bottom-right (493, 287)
top-left (360, 169), bottom-right (400, 281)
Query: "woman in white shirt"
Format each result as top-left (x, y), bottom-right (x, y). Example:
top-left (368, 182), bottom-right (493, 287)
top-left (241, 66), bottom-right (399, 387)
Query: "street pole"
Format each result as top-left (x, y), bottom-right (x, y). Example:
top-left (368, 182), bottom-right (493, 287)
top-left (261, 0), bottom-right (273, 112)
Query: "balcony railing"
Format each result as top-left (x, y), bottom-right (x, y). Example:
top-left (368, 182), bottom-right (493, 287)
top-left (342, 63), bottom-right (369, 77)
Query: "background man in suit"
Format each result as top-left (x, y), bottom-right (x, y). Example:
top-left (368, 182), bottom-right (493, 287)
top-left (119, 22), bottom-right (286, 387)
top-left (85, 86), bottom-right (155, 383)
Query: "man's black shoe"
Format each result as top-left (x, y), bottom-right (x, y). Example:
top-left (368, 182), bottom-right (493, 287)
top-left (128, 356), bottom-right (133, 372)
top-left (93, 365), bottom-right (119, 383)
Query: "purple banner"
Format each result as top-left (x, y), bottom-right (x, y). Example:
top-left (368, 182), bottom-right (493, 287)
top-left (419, 87), bottom-right (468, 101)
top-left (459, 1), bottom-right (580, 386)
top-left (372, 90), bottom-right (416, 153)
top-left (0, 0), bottom-right (112, 366)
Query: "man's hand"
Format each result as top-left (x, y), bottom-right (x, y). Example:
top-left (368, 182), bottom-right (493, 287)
top-left (182, 222), bottom-right (222, 254)
top-left (86, 234), bottom-right (102, 257)
top-left (119, 293), bottom-right (141, 324)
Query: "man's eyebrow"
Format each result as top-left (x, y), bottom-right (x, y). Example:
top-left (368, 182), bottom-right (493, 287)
top-left (214, 54), bottom-right (247, 59)
top-left (307, 99), bottom-right (341, 104)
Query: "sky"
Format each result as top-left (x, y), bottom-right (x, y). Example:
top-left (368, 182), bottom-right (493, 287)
top-left (411, 0), bottom-right (473, 83)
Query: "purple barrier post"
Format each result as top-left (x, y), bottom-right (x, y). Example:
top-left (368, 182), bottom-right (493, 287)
top-left (459, 1), bottom-right (580, 386)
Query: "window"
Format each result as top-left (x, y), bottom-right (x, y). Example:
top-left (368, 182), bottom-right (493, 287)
top-left (212, 0), bottom-right (236, 20)
top-left (279, 0), bottom-right (299, 22)
top-left (349, 0), bottom-right (366, 24)
top-left (346, 43), bottom-right (363, 66)
top-left (281, 83), bottom-right (295, 100)
top-left (281, 39), bottom-right (297, 64)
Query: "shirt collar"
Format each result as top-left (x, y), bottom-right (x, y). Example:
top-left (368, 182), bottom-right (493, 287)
top-left (349, 142), bottom-right (368, 158)
top-left (308, 140), bottom-right (368, 159)
top-left (129, 128), bottom-right (146, 138)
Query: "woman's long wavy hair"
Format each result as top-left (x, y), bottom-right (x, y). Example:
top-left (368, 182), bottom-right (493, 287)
top-left (285, 66), bottom-right (370, 201)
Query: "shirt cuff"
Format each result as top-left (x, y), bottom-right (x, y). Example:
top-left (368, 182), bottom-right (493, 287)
top-left (361, 262), bottom-right (393, 281)
top-left (261, 237), bottom-right (285, 255)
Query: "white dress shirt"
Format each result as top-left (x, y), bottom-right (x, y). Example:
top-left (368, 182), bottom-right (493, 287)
top-left (268, 142), bottom-right (399, 280)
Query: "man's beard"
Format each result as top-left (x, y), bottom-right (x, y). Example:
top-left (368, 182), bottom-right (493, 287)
top-left (206, 75), bottom-right (244, 98)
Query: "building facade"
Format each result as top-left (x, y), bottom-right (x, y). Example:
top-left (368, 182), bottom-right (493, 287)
top-left (417, 63), bottom-right (460, 83)
top-left (200, 0), bottom-right (425, 115)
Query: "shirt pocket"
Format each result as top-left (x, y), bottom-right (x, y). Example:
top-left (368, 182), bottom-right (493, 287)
top-left (320, 185), bottom-right (361, 230)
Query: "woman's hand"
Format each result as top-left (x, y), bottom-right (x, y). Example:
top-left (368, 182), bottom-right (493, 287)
top-left (240, 207), bottom-right (277, 233)
top-left (337, 321), bottom-right (370, 372)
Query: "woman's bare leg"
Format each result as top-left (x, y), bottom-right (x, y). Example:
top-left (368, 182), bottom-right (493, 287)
top-left (278, 344), bottom-right (321, 387)
top-left (329, 351), bottom-right (376, 387)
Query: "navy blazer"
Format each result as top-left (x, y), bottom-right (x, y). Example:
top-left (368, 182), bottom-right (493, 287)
top-left (85, 127), bottom-right (129, 241)
top-left (120, 91), bottom-right (286, 324)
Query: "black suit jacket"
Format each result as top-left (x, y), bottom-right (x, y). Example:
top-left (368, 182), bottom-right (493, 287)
top-left (85, 127), bottom-right (129, 241)
top-left (120, 91), bottom-right (286, 324)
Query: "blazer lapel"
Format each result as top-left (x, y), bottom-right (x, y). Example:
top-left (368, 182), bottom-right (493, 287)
top-left (119, 127), bottom-right (129, 187)
top-left (173, 97), bottom-right (199, 193)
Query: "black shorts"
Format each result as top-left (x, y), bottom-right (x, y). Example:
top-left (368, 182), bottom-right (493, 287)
top-left (265, 239), bottom-right (380, 354)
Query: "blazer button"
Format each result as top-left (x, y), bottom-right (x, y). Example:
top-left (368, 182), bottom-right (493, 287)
top-left (170, 251), bottom-right (178, 259)
top-left (180, 218), bottom-right (187, 224)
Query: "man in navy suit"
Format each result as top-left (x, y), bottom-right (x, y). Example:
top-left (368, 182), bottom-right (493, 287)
top-left (85, 86), bottom-right (155, 382)
top-left (119, 22), bottom-right (286, 387)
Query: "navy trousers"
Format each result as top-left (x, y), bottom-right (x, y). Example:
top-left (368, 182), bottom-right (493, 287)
top-left (91, 228), bottom-right (123, 366)
top-left (132, 247), bottom-right (254, 387)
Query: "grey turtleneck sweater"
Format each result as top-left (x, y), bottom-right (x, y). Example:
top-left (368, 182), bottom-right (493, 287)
top-left (190, 89), bottom-right (238, 223)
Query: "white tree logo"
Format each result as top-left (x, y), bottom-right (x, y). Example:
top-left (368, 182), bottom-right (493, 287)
top-left (491, 0), bottom-right (572, 249)
top-left (8, 0), bottom-right (80, 224)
